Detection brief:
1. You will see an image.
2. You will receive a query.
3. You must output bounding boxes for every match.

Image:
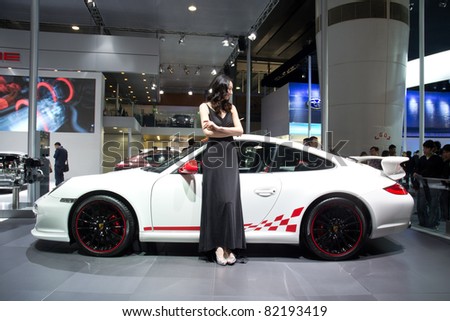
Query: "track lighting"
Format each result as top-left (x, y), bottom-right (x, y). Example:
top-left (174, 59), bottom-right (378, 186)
top-left (195, 67), bottom-right (201, 76)
top-left (222, 36), bottom-right (230, 47)
top-left (248, 31), bottom-right (257, 41)
top-left (85, 0), bottom-right (96, 7)
top-left (167, 65), bottom-right (174, 73)
top-left (178, 34), bottom-right (185, 45)
top-left (211, 68), bottom-right (217, 76)
top-left (184, 65), bottom-right (190, 75)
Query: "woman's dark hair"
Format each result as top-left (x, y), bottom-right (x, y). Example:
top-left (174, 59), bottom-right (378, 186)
top-left (206, 74), bottom-right (232, 114)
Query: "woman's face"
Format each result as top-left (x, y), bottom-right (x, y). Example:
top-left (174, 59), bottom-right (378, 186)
top-left (224, 81), bottom-right (233, 100)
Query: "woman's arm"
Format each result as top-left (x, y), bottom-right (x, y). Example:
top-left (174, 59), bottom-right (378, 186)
top-left (199, 103), bottom-right (243, 138)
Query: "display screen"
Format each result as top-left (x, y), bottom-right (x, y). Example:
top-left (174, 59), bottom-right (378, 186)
top-left (0, 75), bottom-right (95, 133)
top-left (405, 90), bottom-right (450, 137)
top-left (288, 82), bottom-right (322, 136)
top-left (287, 83), bottom-right (450, 138)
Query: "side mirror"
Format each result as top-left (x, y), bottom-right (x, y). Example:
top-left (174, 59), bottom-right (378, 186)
top-left (178, 159), bottom-right (198, 174)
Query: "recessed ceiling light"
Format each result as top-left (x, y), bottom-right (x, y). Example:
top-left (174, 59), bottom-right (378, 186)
top-left (72, 25), bottom-right (80, 31)
top-left (188, 5), bottom-right (197, 12)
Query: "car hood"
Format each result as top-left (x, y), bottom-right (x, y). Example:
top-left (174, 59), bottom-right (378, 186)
top-left (46, 168), bottom-right (159, 199)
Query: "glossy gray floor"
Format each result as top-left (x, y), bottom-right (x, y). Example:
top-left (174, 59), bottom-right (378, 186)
top-left (0, 218), bottom-right (449, 301)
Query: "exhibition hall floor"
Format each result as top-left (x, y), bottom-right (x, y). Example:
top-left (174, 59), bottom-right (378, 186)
top-left (0, 216), bottom-right (449, 301)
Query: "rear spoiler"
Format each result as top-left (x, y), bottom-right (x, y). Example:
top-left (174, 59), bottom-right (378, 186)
top-left (350, 156), bottom-right (408, 180)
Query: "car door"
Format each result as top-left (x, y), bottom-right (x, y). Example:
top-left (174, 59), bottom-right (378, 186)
top-left (150, 140), bottom-right (282, 231)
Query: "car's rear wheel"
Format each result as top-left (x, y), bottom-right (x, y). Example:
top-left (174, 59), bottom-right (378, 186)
top-left (301, 197), bottom-right (367, 261)
top-left (71, 195), bottom-right (135, 257)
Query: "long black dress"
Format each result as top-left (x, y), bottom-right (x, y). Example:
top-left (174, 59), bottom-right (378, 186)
top-left (198, 110), bottom-right (246, 253)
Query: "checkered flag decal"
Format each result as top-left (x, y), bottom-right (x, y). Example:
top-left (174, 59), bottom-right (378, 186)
top-left (244, 207), bottom-right (304, 233)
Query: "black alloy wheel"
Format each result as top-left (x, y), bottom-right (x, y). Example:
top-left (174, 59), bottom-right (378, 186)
top-left (301, 197), bottom-right (367, 261)
top-left (71, 195), bottom-right (135, 257)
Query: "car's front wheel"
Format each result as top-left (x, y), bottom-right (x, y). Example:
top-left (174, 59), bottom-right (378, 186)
top-left (71, 195), bottom-right (135, 257)
top-left (301, 197), bottom-right (367, 261)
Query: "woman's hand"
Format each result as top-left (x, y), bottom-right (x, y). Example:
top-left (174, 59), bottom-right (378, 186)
top-left (203, 120), bottom-right (220, 132)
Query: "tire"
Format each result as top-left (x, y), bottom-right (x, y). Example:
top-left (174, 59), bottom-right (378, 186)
top-left (71, 195), bottom-right (135, 257)
top-left (301, 197), bottom-right (367, 261)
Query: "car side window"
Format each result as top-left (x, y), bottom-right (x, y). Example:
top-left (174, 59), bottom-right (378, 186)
top-left (237, 141), bottom-right (277, 173)
top-left (271, 145), bottom-right (334, 172)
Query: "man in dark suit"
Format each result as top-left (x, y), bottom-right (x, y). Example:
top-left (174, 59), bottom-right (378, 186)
top-left (53, 142), bottom-right (68, 186)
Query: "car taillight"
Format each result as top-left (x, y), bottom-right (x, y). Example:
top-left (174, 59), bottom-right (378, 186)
top-left (384, 183), bottom-right (408, 195)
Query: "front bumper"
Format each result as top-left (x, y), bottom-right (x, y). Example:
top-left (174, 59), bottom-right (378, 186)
top-left (31, 194), bottom-right (74, 242)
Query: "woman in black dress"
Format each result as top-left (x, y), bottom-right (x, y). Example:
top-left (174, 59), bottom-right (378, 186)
top-left (198, 74), bottom-right (246, 265)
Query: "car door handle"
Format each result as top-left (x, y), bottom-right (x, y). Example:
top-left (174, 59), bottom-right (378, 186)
top-left (254, 188), bottom-right (277, 197)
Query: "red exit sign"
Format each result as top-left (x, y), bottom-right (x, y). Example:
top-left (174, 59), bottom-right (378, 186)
top-left (0, 52), bottom-right (20, 62)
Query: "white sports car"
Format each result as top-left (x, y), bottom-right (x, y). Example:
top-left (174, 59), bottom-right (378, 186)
top-left (31, 134), bottom-right (414, 261)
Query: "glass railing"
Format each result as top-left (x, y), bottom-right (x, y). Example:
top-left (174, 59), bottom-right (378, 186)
top-left (104, 103), bottom-right (200, 128)
top-left (406, 176), bottom-right (450, 238)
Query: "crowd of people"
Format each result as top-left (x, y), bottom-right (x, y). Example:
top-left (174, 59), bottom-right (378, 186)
top-left (362, 141), bottom-right (449, 230)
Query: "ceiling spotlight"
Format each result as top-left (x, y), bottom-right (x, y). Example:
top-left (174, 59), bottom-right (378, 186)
top-left (72, 25), bottom-right (80, 31)
top-left (188, 5), bottom-right (197, 12)
top-left (195, 66), bottom-right (201, 76)
top-left (167, 65), bottom-right (174, 73)
top-left (159, 35), bottom-right (166, 42)
top-left (85, 0), bottom-right (96, 7)
top-left (248, 31), bottom-right (257, 41)
top-left (178, 34), bottom-right (185, 45)
top-left (438, 0), bottom-right (448, 8)
top-left (188, 90), bottom-right (193, 95)
top-left (159, 90), bottom-right (164, 95)
top-left (159, 65), bottom-right (164, 73)
top-left (230, 60), bottom-right (235, 67)
top-left (184, 65), bottom-right (190, 75)
top-left (409, 2), bottom-right (414, 10)
top-left (211, 68), bottom-right (217, 76)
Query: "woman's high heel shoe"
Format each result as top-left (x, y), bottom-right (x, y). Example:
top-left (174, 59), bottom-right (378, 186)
top-left (215, 247), bottom-right (227, 266)
top-left (226, 252), bottom-right (236, 265)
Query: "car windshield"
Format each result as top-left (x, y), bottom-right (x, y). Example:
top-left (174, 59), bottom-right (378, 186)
top-left (141, 142), bottom-right (202, 173)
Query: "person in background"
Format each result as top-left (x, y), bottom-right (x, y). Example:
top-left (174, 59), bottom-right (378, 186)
top-left (388, 144), bottom-right (397, 156)
top-left (53, 142), bottom-right (68, 186)
top-left (367, 146), bottom-right (382, 170)
top-left (403, 151), bottom-right (414, 189)
top-left (434, 140), bottom-right (442, 156)
top-left (182, 137), bottom-right (195, 152)
top-left (302, 137), bottom-right (311, 146)
top-left (440, 144), bottom-right (450, 221)
top-left (414, 140), bottom-right (443, 228)
top-left (198, 74), bottom-right (246, 266)
top-left (309, 136), bottom-right (319, 148)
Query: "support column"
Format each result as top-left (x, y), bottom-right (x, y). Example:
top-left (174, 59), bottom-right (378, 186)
top-left (27, 0), bottom-right (39, 203)
top-left (315, 0), bottom-right (410, 156)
